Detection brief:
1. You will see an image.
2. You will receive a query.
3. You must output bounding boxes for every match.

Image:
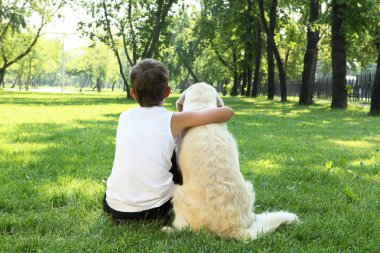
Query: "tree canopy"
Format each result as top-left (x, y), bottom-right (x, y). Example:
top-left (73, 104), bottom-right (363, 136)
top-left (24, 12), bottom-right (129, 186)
top-left (0, 0), bottom-right (64, 86)
top-left (1, 0), bottom-right (379, 112)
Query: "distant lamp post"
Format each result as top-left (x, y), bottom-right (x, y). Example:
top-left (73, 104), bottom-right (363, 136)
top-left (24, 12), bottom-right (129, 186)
top-left (43, 31), bottom-right (66, 92)
top-left (61, 33), bottom-right (65, 92)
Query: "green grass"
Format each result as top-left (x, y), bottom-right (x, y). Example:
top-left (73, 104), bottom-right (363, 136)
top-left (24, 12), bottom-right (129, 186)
top-left (1, 90), bottom-right (379, 252)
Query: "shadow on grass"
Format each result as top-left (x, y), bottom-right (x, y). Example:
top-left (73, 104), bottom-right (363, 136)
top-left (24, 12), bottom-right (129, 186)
top-left (0, 90), bottom-right (133, 106)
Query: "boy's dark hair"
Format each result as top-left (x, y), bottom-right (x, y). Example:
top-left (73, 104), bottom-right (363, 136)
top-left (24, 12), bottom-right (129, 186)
top-left (130, 59), bottom-right (169, 107)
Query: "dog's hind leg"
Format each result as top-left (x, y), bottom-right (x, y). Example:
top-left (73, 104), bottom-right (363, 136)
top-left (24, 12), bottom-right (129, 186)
top-left (172, 211), bottom-right (189, 230)
top-left (162, 210), bottom-right (190, 233)
top-left (236, 229), bottom-right (259, 240)
top-left (248, 211), bottom-right (299, 238)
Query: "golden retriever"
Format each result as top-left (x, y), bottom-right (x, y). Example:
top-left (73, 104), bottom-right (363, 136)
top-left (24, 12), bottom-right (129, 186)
top-left (166, 83), bottom-right (298, 240)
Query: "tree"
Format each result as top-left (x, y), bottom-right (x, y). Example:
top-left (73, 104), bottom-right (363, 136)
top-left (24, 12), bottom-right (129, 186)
top-left (33, 38), bottom-right (62, 86)
top-left (0, 0), bottom-right (63, 87)
top-left (299, 0), bottom-right (320, 105)
top-left (244, 0), bottom-right (254, 97)
top-left (199, 0), bottom-right (245, 96)
top-left (79, 0), bottom-right (177, 98)
top-left (370, 44), bottom-right (380, 115)
top-left (328, 0), bottom-right (378, 109)
top-left (8, 38), bottom-right (62, 88)
top-left (65, 44), bottom-right (119, 91)
top-left (258, 0), bottom-right (287, 101)
top-left (261, 0), bottom-right (276, 100)
top-left (251, 18), bottom-right (262, 97)
top-left (330, 0), bottom-right (347, 109)
top-left (173, 12), bottom-right (201, 85)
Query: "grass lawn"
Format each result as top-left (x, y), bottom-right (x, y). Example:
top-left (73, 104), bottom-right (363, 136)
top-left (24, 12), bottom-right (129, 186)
top-left (0, 90), bottom-right (379, 252)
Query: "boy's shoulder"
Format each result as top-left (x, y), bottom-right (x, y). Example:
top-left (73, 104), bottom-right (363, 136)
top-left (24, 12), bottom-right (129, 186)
top-left (120, 106), bottom-right (171, 117)
top-left (119, 107), bottom-right (136, 120)
top-left (121, 106), bottom-right (139, 115)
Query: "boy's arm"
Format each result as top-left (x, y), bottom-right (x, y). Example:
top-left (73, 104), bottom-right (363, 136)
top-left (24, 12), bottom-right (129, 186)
top-left (171, 106), bottom-right (234, 138)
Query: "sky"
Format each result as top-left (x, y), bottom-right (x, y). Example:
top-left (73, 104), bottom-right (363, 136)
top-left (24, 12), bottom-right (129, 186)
top-left (42, 1), bottom-right (201, 52)
top-left (43, 5), bottom-right (90, 51)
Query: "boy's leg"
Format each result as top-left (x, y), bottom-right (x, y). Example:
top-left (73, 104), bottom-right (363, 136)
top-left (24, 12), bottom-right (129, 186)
top-left (169, 151), bottom-right (182, 185)
top-left (103, 193), bottom-right (173, 223)
top-left (103, 193), bottom-right (111, 213)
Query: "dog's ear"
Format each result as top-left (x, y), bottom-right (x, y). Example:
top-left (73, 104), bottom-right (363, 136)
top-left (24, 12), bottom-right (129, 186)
top-left (217, 96), bottom-right (224, 107)
top-left (176, 91), bottom-right (186, 112)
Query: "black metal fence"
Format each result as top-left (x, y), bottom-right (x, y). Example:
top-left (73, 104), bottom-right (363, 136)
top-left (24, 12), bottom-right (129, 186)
top-left (268, 74), bottom-right (374, 101)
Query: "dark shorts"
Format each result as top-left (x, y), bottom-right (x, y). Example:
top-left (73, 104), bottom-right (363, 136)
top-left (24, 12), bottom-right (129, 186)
top-left (103, 194), bottom-right (173, 223)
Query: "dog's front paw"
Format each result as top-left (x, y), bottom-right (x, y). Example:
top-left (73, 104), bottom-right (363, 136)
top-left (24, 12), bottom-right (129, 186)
top-left (162, 226), bottom-right (175, 233)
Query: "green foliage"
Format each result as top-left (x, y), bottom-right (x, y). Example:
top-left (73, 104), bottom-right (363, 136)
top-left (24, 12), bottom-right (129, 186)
top-left (6, 38), bottom-right (62, 87)
top-left (0, 91), bottom-right (379, 251)
top-left (65, 43), bottom-right (119, 86)
top-left (317, 0), bottom-right (380, 72)
top-left (277, 12), bottom-right (306, 79)
top-left (2, 1), bottom-right (380, 92)
top-left (166, 4), bottom-right (232, 90)
top-left (0, 0), bottom-right (64, 86)
top-left (78, 0), bottom-right (178, 63)
top-left (0, 2), bottom-right (27, 33)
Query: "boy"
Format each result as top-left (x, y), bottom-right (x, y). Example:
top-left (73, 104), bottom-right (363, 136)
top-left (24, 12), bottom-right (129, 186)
top-left (103, 59), bottom-right (234, 223)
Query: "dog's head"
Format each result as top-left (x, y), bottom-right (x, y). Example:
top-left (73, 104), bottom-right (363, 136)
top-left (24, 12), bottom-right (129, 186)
top-left (176, 83), bottom-right (224, 112)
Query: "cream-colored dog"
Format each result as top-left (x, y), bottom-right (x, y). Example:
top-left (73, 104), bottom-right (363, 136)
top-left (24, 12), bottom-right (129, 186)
top-left (165, 83), bottom-right (298, 240)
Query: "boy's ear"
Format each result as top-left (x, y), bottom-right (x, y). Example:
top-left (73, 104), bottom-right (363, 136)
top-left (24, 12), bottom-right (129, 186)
top-left (164, 86), bottom-right (171, 98)
top-left (176, 91), bottom-right (186, 112)
top-left (130, 88), bottom-right (136, 100)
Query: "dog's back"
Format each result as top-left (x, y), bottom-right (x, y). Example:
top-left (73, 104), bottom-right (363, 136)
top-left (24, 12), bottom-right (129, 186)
top-left (174, 122), bottom-right (255, 237)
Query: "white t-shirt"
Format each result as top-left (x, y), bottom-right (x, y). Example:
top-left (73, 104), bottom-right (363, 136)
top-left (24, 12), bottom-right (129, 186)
top-left (106, 106), bottom-right (176, 212)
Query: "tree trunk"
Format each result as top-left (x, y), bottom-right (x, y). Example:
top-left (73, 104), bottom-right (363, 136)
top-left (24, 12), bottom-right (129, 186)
top-left (142, 0), bottom-right (175, 59)
top-left (143, 11), bottom-right (162, 58)
top-left (299, 0), bottom-right (320, 105)
top-left (331, 1), bottom-right (347, 109)
top-left (121, 32), bottom-right (134, 66)
top-left (186, 65), bottom-right (199, 83)
top-left (111, 80), bottom-right (116, 91)
top-left (0, 68), bottom-right (5, 87)
top-left (267, 44), bottom-right (275, 100)
top-left (266, 0), bottom-right (275, 100)
top-left (25, 58), bottom-right (32, 91)
top-left (96, 78), bottom-right (102, 93)
top-left (0, 19), bottom-right (44, 87)
top-left (211, 40), bottom-right (232, 70)
top-left (127, 0), bottom-right (137, 65)
top-left (246, 63), bottom-right (252, 97)
top-left (241, 71), bottom-right (247, 96)
top-left (245, 0), bottom-right (254, 97)
top-left (116, 50), bottom-right (131, 98)
top-left (259, 0), bottom-right (287, 101)
top-left (231, 49), bottom-right (239, 96)
top-left (18, 77), bottom-right (23, 90)
top-left (11, 75), bottom-right (20, 88)
top-left (102, 0), bottom-right (131, 98)
top-left (275, 48), bottom-right (287, 102)
top-left (252, 19), bottom-right (262, 97)
top-left (370, 44), bottom-right (380, 115)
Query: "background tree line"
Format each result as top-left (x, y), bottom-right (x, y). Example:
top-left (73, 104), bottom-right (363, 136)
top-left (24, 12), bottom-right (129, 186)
top-left (1, 0), bottom-right (379, 114)
top-left (0, 0), bottom-right (64, 89)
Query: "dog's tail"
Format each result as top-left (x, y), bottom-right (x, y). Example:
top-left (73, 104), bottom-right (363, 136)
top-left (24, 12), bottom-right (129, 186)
top-left (246, 211), bottom-right (299, 239)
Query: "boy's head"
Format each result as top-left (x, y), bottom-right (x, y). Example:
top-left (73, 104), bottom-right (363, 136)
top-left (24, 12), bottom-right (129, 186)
top-left (130, 59), bottom-right (170, 107)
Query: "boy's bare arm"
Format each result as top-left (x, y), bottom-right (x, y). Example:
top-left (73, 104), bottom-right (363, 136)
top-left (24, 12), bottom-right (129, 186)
top-left (171, 106), bottom-right (234, 138)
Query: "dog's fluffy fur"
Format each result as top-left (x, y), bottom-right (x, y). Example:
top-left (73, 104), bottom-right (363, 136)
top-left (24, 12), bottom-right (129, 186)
top-left (165, 83), bottom-right (298, 240)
